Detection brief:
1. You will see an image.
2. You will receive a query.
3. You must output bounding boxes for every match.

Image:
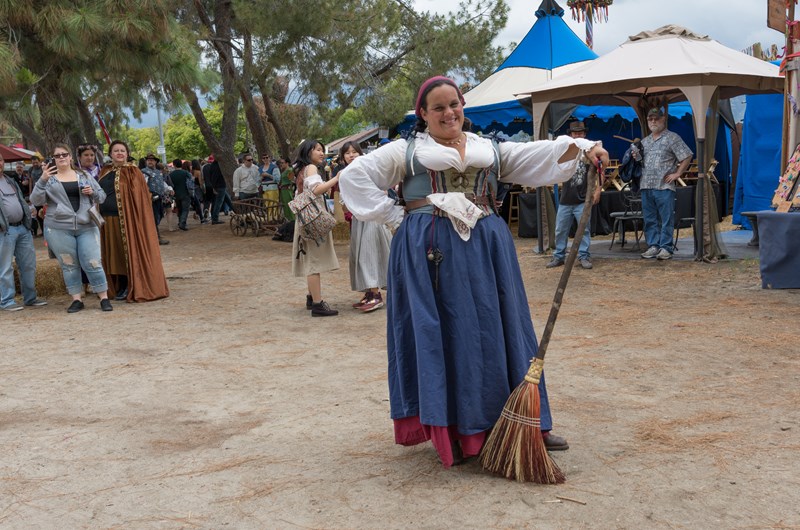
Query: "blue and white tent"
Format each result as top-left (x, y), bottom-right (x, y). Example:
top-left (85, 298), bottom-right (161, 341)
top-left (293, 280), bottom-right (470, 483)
top-left (461, 0), bottom-right (596, 131)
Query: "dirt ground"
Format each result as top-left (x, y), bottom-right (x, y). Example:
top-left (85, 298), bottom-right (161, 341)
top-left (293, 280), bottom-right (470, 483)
top-left (2, 215), bottom-right (799, 529)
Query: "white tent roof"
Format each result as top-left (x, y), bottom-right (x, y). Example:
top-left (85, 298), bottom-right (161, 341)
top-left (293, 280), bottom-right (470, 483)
top-left (520, 25), bottom-right (783, 138)
top-left (464, 63), bottom-right (585, 108)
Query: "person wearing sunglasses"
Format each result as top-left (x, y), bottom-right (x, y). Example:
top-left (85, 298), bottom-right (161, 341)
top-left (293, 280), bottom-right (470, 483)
top-left (233, 154), bottom-right (260, 200)
top-left (30, 144), bottom-right (111, 313)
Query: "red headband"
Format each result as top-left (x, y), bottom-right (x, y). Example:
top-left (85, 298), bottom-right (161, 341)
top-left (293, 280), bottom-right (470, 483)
top-left (415, 76), bottom-right (465, 119)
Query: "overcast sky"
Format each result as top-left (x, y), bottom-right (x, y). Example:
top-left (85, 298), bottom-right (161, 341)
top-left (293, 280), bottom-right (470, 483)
top-left (414, 0), bottom-right (784, 56)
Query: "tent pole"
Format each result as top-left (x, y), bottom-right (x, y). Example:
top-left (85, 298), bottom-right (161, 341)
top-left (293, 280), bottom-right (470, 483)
top-left (695, 138), bottom-right (705, 260)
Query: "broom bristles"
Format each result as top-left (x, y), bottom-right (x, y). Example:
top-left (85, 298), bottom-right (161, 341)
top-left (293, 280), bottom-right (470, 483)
top-left (479, 380), bottom-right (565, 484)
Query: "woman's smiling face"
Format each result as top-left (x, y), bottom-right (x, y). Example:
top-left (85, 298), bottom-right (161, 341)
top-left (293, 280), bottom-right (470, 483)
top-left (420, 84), bottom-right (464, 140)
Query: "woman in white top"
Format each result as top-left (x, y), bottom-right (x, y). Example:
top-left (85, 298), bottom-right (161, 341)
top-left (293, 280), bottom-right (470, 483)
top-left (291, 140), bottom-right (340, 317)
top-left (339, 76), bottom-right (608, 468)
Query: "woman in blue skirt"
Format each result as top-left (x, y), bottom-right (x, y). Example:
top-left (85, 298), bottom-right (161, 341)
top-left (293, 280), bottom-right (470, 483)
top-left (339, 76), bottom-right (608, 467)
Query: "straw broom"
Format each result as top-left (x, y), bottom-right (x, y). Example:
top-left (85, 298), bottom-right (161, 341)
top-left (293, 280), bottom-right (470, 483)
top-left (479, 161), bottom-right (600, 483)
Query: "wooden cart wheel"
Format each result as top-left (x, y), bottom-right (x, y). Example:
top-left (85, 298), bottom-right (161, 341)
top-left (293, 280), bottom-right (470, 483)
top-left (250, 219), bottom-right (261, 237)
top-left (230, 214), bottom-right (247, 236)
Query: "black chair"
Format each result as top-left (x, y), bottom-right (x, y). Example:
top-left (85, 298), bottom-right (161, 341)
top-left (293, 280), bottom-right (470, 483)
top-left (608, 186), bottom-right (643, 250)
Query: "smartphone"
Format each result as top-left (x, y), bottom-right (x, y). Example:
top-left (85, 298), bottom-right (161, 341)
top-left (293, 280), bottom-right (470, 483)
top-left (44, 157), bottom-right (56, 171)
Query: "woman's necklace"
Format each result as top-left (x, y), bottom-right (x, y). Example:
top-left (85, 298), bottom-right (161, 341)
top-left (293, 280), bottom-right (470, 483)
top-left (429, 132), bottom-right (464, 147)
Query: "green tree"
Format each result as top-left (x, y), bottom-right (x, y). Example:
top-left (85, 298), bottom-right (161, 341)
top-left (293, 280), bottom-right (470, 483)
top-left (0, 0), bottom-right (200, 153)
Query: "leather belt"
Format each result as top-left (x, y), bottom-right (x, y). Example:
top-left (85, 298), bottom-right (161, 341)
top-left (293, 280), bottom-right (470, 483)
top-left (403, 194), bottom-right (492, 213)
top-left (7, 220), bottom-right (24, 227)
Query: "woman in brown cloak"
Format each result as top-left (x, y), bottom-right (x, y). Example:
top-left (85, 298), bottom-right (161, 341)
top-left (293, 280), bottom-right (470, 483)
top-left (97, 140), bottom-right (169, 302)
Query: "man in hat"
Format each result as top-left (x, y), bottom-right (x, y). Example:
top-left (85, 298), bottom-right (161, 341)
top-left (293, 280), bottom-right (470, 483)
top-left (546, 121), bottom-right (601, 270)
top-left (637, 107), bottom-right (693, 260)
top-left (0, 154), bottom-right (47, 311)
top-left (142, 153), bottom-right (169, 245)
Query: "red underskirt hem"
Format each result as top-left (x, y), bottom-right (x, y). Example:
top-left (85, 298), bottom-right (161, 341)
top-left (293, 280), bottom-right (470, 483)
top-left (393, 416), bottom-right (487, 468)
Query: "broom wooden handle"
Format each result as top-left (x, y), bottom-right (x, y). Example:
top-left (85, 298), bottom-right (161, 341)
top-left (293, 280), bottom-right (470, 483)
top-left (535, 161), bottom-right (599, 361)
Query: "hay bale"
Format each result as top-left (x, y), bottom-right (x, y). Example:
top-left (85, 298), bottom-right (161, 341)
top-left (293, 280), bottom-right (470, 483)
top-left (332, 222), bottom-right (351, 242)
top-left (13, 260), bottom-right (66, 298)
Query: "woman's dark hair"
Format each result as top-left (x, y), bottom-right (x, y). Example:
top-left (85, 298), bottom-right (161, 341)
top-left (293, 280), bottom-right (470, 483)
top-left (108, 140), bottom-right (130, 157)
top-left (138, 158), bottom-right (146, 169)
top-left (181, 160), bottom-right (191, 171)
top-left (293, 139), bottom-right (325, 175)
top-left (339, 141), bottom-right (364, 166)
top-left (413, 78), bottom-right (457, 135)
top-left (191, 159), bottom-right (201, 171)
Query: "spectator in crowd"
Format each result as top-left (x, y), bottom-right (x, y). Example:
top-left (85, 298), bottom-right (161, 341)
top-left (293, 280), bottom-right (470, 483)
top-left (13, 163), bottom-right (30, 197)
top-left (233, 154), bottom-right (260, 200)
top-left (206, 155), bottom-right (230, 224)
top-left (169, 159), bottom-right (193, 231)
top-left (276, 157), bottom-right (295, 221)
top-left (637, 107), bottom-right (693, 260)
top-left (29, 156), bottom-right (43, 188)
top-left (338, 141), bottom-right (391, 312)
top-left (76, 144), bottom-right (103, 180)
top-left (31, 143), bottom-right (112, 313)
top-left (547, 121), bottom-right (601, 270)
top-left (98, 140), bottom-right (169, 302)
top-left (1, 153), bottom-right (46, 311)
top-left (190, 159), bottom-right (206, 223)
top-left (291, 140), bottom-right (340, 317)
top-left (141, 153), bottom-right (169, 245)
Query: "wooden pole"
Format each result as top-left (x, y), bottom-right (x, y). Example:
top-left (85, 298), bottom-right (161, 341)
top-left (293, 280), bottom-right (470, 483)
top-left (782, 2), bottom-right (796, 170)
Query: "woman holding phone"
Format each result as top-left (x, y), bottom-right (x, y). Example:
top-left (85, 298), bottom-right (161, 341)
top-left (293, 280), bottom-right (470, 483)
top-left (30, 143), bottom-right (112, 313)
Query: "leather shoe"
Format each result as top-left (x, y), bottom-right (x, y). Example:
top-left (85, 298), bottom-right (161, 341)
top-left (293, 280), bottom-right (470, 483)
top-left (114, 289), bottom-right (128, 301)
top-left (543, 432), bottom-right (569, 451)
top-left (546, 258), bottom-right (564, 268)
top-left (211, 220), bottom-right (224, 225)
top-left (159, 238), bottom-right (170, 245)
top-left (67, 300), bottom-right (85, 313)
top-left (100, 298), bottom-right (113, 312)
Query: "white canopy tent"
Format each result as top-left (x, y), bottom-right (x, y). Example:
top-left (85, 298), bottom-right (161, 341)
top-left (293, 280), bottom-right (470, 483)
top-left (519, 25), bottom-right (784, 260)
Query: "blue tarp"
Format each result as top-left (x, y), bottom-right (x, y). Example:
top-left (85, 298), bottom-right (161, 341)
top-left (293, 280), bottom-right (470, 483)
top-left (733, 93), bottom-right (782, 228)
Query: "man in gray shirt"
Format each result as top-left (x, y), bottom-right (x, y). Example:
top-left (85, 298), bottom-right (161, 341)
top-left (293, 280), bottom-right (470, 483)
top-left (0, 155), bottom-right (46, 311)
top-left (637, 107), bottom-right (693, 260)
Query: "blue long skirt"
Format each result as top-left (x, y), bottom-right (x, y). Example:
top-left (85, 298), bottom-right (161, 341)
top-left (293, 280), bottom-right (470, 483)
top-left (387, 212), bottom-right (552, 436)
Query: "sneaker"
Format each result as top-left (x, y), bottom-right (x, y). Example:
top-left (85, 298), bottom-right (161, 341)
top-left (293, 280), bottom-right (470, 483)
top-left (179, 225), bottom-right (188, 231)
top-left (360, 292), bottom-right (385, 313)
top-left (656, 248), bottom-right (673, 260)
top-left (546, 258), bottom-right (565, 268)
top-left (100, 299), bottom-right (113, 312)
top-left (352, 292), bottom-right (372, 308)
top-left (67, 300), bottom-right (85, 313)
top-left (306, 294), bottom-right (313, 310)
top-left (25, 298), bottom-right (48, 307)
top-left (2, 303), bottom-right (24, 312)
top-left (311, 300), bottom-right (338, 317)
top-left (641, 246), bottom-right (659, 259)
top-left (579, 258), bottom-right (593, 270)
top-left (211, 220), bottom-right (224, 225)
top-left (159, 238), bottom-right (170, 245)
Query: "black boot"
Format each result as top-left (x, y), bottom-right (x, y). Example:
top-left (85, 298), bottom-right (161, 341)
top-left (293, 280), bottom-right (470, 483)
top-left (311, 300), bottom-right (338, 317)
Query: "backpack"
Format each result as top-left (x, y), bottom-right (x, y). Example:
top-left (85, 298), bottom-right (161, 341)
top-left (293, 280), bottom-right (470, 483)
top-left (144, 167), bottom-right (167, 197)
top-left (288, 176), bottom-right (336, 247)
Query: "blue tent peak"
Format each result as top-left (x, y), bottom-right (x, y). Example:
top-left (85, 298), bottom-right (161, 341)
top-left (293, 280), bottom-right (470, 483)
top-left (535, 0), bottom-right (565, 18)
top-left (495, 3), bottom-right (597, 72)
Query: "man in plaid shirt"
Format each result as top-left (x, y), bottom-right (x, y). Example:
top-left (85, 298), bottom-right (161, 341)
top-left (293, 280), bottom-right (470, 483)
top-left (636, 107), bottom-right (693, 260)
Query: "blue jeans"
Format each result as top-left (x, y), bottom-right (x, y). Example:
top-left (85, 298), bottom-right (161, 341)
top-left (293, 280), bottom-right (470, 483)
top-left (44, 225), bottom-right (108, 295)
top-left (175, 196), bottom-right (190, 228)
top-left (211, 188), bottom-right (229, 222)
top-left (641, 188), bottom-right (675, 252)
top-left (0, 224), bottom-right (38, 307)
top-left (553, 202), bottom-right (591, 261)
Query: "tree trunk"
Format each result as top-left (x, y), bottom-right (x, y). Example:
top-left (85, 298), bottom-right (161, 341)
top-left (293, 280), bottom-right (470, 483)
top-left (255, 76), bottom-right (292, 160)
top-left (75, 98), bottom-right (100, 146)
top-left (240, 31), bottom-right (271, 158)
